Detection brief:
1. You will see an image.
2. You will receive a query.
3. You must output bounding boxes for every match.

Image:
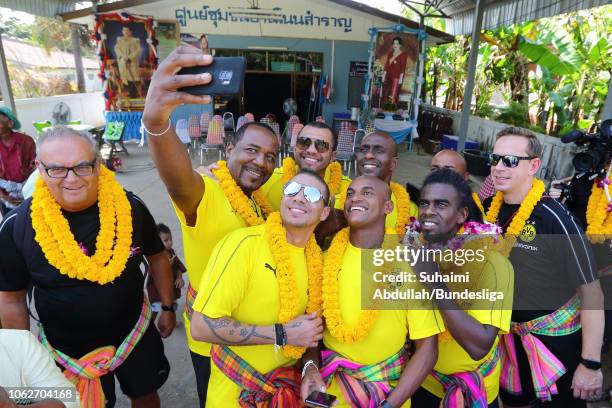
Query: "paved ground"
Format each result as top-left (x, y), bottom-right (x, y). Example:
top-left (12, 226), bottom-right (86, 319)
top-left (8, 140), bottom-right (610, 406)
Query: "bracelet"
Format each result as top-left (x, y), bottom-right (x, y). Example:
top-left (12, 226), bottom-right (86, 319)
top-left (141, 118), bottom-right (172, 137)
top-left (580, 357), bottom-right (601, 370)
top-left (301, 359), bottom-right (319, 379)
top-left (274, 323), bottom-right (287, 348)
top-left (379, 399), bottom-right (394, 408)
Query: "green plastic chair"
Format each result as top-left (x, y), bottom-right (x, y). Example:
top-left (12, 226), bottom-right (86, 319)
top-left (66, 119), bottom-right (81, 125)
top-left (102, 121), bottom-right (128, 156)
top-left (33, 120), bottom-right (52, 136)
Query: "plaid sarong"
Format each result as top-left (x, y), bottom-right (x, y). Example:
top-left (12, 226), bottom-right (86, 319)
top-left (210, 344), bottom-right (301, 408)
top-left (431, 343), bottom-right (499, 407)
top-left (319, 347), bottom-right (408, 408)
top-left (499, 295), bottom-right (581, 402)
top-left (39, 298), bottom-right (151, 408)
top-left (185, 282), bottom-right (197, 320)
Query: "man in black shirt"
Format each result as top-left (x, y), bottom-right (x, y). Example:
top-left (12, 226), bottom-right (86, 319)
top-left (483, 127), bottom-right (604, 407)
top-left (0, 126), bottom-right (175, 408)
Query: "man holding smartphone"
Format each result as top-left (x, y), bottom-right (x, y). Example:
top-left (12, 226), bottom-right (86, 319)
top-left (142, 45), bottom-right (280, 407)
top-left (301, 176), bottom-right (442, 407)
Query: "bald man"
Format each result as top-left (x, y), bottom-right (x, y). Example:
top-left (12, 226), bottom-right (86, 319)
top-left (355, 131), bottom-right (418, 236)
top-left (430, 149), bottom-right (469, 180)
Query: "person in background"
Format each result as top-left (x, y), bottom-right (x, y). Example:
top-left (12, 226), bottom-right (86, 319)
top-left (0, 329), bottom-right (80, 408)
top-left (0, 107), bottom-right (35, 216)
top-left (147, 223), bottom-right (186, 323)
top-left (199, 34), bottom-right (210, 54)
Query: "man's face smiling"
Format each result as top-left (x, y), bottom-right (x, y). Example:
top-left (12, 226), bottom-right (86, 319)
top-left (37, 136), bottom-right (100, 212)
top-left (356, 133), bottom-right (398, 181)
top-left (280, 173), bottom-right (330, 229)
top-left (344, 176), bottom-right (393, 229)
top-left (418, 183), bottom-right (467, 243)
top-left (226, 126), bottom-right (279, 195)
top-left (293, 125), bottom-right (336, 174)
top-left (491, 135), bottom-right (539, 194)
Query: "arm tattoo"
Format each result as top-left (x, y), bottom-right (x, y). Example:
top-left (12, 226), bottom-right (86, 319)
top-left (202, 315), bottom-right (274, 345)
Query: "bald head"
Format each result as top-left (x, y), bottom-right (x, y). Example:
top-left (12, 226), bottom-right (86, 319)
top-left (356, 131), bottom-right (398, 182)
top-left (430, 149), bottom-right (468, 179)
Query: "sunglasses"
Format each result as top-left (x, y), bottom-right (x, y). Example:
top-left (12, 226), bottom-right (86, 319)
top-left (283, 181), bottom-right (326, 204)
top-left (296, 136), bottom-right (331, 153)
top-left (489, 153), bottom-right (535, 168)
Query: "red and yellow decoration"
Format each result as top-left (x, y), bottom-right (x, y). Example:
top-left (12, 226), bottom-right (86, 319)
top-left (323, 227), bottom-right (379, 343)
top-left (265, 212), bottom-right (323, 358)
top-left (485, 179), bottom-right (546, 256)
top-left (212, 160), bottom-right (272, 226)
top-left (31, 166), bottom-right (133, 285)
top-left (281, 157), bottom-right (343, 197)
top-left (585, 169), bottom-right (612, 243)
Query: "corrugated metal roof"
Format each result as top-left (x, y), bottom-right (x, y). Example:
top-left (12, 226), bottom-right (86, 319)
top-left (400, 0), bottom-right (611, 35)
top-left (0, 0), bottom-right (85, 17)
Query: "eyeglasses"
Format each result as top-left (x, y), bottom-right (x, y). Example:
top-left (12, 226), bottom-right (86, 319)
top-left (489, 154), bottom-right (535, 168)
top-left (283, 181), bottom-right (326, 204)
top-left (39, 160), bottom-right (97, 179)
top-left (295, 136), bottom-right (331, 153)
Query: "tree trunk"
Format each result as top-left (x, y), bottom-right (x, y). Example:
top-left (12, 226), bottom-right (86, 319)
top-left (71, 23), bottom-right (86, 93)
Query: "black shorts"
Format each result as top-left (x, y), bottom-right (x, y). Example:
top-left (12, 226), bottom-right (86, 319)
top-left (412, 386), bottom-right (500, 407)
top-left (100, 324), bottom-right (170, 407)
top-left (499, 330), bottom-right (586, 407)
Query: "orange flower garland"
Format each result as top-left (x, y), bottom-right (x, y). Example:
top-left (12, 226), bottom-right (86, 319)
top-left (211, 161), bottom-right (271, 226)
top-left (390, 182), bottom-right (411, 237)
top-left (472, 192), bottom-right (485, 215)
top-left (31, 166), bottom-right (133, 284)
top-left (323, 227), bottom-right (379, 343)
top-left (265, 212), bottom-right (323, 358)
top-left (585, 172), bottom-right (612, 243)
top-left (281, 157), bottom-right (343, 197)
top-left (485, 179), bottom-right (546, 256)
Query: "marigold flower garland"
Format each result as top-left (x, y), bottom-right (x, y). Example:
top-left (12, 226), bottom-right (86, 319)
top-left (323, 227), bottom-right (379, 343)
top-left (211, 161), bottom-right (272, 225)
top-left (485, 179), bottom-right (546, 256)
top-left (472, 192), bottom-right (485, 215)
top-left (265, 212), bottom-right (323, 358)
top-left (31, 166), bottom-right (133, 284)
top-left (390, 182), bottom-right (411, 237)
top-left (281, 157), bottom-right (343, 197)
top-left (585, 171), bottom-right (612, 243)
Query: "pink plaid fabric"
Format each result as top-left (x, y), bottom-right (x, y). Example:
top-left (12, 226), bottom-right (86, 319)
top-left (206, 116), bottom-right (224, 145)
top-left (188, 115), bottom-right (201, 139)
top-left (200, 112), bottom-right (210, 133)
top-left (479, 175), bottom-right (496, 202)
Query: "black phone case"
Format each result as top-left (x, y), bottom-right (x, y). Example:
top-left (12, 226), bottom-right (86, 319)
top-left (177, 57), bottom-right (245, 96)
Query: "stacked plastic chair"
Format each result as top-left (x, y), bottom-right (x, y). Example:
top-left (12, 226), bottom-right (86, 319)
top-left (200, 112), bottom-right (210, 140)
top-left (245, 113), bottom-right (255, 122)
top-left (200, 115), bottom-right (225, 164)
top-left (236, 115), bottom-right (248, 131)
top-left (336, 127), bottom-right (357, 176)
top-left (223, 112), bottom-right (235, 143)
top-left (188, 115), bottom-right (201, 153)
top-left (175, 119), bottom-right (191, 146)
top-left (287, 123), bottom-right (304, 157)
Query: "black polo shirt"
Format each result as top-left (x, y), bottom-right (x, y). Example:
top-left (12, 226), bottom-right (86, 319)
top-left (483, 195), bottom-right (598, 322)
top-left (0, 192), bottom-right (164, 358)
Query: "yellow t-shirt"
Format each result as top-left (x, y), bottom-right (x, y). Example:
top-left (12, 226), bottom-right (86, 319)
top-left (260, 164), bottom-right (351, 211)
top-left (172, 175), bottom-right (264, 356)
top-left (385, 189), bottom-right (419, 234)
top-left (192, 225), bottom-right (309, 408)
top-left (421, 250), bottom-right (514, 403)
top-left (323, 242), bottom-right (444, 408)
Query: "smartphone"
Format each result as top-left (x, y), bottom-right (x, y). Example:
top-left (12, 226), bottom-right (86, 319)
top-left (177, 56), bottom-right (246, 96)
top-left (305, 391), bottom-right (337, 408)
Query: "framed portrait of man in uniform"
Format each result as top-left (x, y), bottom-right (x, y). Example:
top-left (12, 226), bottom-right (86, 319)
top-left (371, 32), bottom-right (418, 110)
top-left (94, 13), bottom-right (156, 111)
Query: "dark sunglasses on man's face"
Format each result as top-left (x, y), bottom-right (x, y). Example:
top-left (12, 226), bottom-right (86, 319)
top-left (296, 136), bottom-right (330, 153)
top-left (283, 181), bottom-right (326, 204)
top-left (489, 153), bottom-right (535, 168)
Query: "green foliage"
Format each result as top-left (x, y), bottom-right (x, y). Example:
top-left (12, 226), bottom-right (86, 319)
top-left (0, 15), bottom-right (31, 39)
top-left (495, 102), bottom-right (530, 127)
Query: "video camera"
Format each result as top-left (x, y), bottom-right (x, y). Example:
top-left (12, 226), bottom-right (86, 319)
top-left (557, 119), bottom-right (612, 201)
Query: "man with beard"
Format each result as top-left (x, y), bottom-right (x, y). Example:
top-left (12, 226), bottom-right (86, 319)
top-left (142, 46), bottom-right (280, 406)
top-left (355, 131), bottom-right (418, 236)
top-left (483, 127), bottom-right (603, 407)
top-left (409, 169), bottom-right (513, 407)
top-left (301, 176), bottom-right (442, 407)
top-left (190, 170), bottom-right (330, 407)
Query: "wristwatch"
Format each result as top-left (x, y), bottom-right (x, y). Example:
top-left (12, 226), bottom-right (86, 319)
top-left (161, 302), bottom-right (178, 312)
top-left (580, 357), bottom-right (601, 370)
top-left (379, 399), bottom-right (393, 408)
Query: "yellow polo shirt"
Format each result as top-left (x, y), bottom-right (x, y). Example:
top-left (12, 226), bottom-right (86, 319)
top-left (193, 225), bottom-right (309, 407)
top-left (172, 175), bottom-right (264, 356)
top-left (260, 164), bottom-right (351, 210)
top-left (323, 242), bottom-right (444, 407)
top-left (421, 250), bottom-right (514, 403)
top-left (385, 189), bottom-right (419, 234)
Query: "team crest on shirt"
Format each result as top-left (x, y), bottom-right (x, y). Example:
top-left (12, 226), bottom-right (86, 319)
top-left (519, 222), bottom-right (537, 243)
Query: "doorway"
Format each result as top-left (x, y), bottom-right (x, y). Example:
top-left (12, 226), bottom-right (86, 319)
top-left (244, 73), bottom-right (292, 129)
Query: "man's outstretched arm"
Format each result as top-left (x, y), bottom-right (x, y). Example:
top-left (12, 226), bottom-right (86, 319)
top-left (143, 46), bottom-right (213, 220)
